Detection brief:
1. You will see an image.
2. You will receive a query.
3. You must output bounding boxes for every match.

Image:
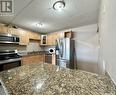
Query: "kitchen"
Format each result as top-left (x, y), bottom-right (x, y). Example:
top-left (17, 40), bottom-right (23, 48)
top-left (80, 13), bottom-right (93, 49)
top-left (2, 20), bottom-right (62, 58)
top-left (0, 0), bottom-right (116, 95)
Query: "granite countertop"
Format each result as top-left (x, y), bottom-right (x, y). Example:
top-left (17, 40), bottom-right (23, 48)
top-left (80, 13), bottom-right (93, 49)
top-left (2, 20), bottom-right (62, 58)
top-left (0, 63), bottom-right (115, 95)
top-left (18, 51), bottom-right (52, 57)
top-left (18, 51), bottom-right (45, 57)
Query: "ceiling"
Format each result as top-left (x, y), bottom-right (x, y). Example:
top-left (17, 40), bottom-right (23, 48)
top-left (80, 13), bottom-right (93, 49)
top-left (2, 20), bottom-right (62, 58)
top-left (0, 0), bottom-right (101, 33)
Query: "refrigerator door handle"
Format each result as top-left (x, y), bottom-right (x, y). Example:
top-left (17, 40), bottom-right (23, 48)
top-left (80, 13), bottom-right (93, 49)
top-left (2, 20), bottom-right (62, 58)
top-left (61, 41), bottom-right (63, 57)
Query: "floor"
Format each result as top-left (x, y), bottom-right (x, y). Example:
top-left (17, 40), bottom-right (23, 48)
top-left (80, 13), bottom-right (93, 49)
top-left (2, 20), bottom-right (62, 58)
top-left (0, 85), bottom-right (5, 95)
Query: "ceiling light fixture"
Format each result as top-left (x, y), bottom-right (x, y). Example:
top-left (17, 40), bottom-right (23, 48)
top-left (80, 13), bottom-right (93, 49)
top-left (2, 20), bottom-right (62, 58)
top-left (36, 22), bottom-right (43, 28)
top-left (53, 1), bottom-right (65, 11)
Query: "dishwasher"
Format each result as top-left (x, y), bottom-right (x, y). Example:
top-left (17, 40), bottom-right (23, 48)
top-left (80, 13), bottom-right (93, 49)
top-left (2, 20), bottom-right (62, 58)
top-left (45, 54), bottom-right (52, 64)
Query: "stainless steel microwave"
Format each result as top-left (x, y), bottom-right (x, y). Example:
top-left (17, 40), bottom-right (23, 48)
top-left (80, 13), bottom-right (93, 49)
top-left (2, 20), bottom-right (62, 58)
top-left (0, 33), bottom-right (20, 44)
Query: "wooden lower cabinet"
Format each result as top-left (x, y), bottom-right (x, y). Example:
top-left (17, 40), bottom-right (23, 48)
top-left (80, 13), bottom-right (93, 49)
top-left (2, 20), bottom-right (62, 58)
top-left (22, 54), bottom-right (44, 65)
top-left (44, 54), bottom-right (56, 65)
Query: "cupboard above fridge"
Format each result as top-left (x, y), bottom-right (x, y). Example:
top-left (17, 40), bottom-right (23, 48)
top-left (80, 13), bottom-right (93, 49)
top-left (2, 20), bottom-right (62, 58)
top-left (40, 31), bottom-right (73, 46)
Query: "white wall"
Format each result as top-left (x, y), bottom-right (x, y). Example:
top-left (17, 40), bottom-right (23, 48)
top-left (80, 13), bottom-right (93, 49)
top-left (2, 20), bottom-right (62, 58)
top-left (99, 0), bottom-right (116, 84)
top-left (56, 24), bottom-right (99, 74)
top-left (73, 24), bottom-right (99, 73)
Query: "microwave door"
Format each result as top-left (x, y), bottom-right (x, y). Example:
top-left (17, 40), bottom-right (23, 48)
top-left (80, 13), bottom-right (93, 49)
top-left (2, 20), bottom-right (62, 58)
top-left (0, 36), bottom-right (13, 42)
top-left (0, 34), bottom-right (19, 44)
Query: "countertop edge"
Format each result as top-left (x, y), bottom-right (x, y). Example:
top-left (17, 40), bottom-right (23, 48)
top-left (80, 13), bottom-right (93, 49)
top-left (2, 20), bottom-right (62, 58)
top-left (0, 79), bottom-right (10, 95)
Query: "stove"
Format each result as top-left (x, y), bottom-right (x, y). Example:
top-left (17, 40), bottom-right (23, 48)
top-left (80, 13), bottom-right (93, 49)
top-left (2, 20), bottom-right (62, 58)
top-left (0, 50), bottom-right (20, 60)
top-left (0, 50), bottom-right (21, 71)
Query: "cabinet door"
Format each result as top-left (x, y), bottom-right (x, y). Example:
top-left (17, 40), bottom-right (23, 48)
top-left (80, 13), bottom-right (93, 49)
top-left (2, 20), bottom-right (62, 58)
top-left (22, 55), bottom-right (44, 65)
top-left (20, 36), bottom-right (29, 45)
top-left (0, 24), bottom-right (21, 36)
top-left (47, 34), bottom-right (53, 45)
top-left (29, 32), bottom-right (40, 40)
top-left (38, 55), bottom-right (44, 62)
top-left (22, 56), bottom-right (33, 65)
top-left (34, 33), bottom-right (40, 40)
top-left (52, 32), bottom-right (63, 45)
top-left (47, 32), bottom-right (64, 45)
top-left (8, 27), bottom-right (19, 36)
top-left (29, 32), bottom-right (34, 39)
top-left (19, 29), bottom-right (29, 45)
top-left (11, 28), bottom-right (19, 36)
top-left (64, 31), bottom-right (73, 38)
top-left (52, 33), bottom-right (57, 45)
top-left (0, 25), bottom-right (8, 34)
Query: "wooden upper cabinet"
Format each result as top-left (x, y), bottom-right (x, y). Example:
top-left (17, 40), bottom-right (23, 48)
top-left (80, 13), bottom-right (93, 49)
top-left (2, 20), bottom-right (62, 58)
top-left (29, 32), bottom-right (34, 39)
top-left (47, 34), bottom-right (53, 45)
top-left (52, 32), bottom-right (57, 45)
top-left (0, 24), bottom-right (20, 36)
top-left (47, 32), bottom-right (64, 45)
top-left (19, 29), bottom-right (40, 45)
top-left (35, 33), bottom-right (40, 40)
top-left (18, 29), bottom-right (29, 45)
top-left (20, 36), bottom-right (29, 46)
top-left (8, 27), bottom-right (19, 36)
top-left (0, 23), bottom-right (41, 45)
top-left (0, 24), bottom-right (8, 34)
top-left (64, 31), bottom-right (73, 38)
top-left (29, 32), bottom-right (40, 40)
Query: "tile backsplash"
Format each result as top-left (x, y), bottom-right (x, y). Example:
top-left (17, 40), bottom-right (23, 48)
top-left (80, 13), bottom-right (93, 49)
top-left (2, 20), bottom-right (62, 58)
top-left (0, 40), bottom-right (42, 52)
top-left (26, 40), bottom-right (42, 52)
top-left (0, 44), bottom-right (26, 51)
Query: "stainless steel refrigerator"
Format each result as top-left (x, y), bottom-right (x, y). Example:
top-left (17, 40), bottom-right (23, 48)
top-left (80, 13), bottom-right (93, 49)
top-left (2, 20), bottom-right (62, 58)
top-left (55, 38), bottom-right (74, 69)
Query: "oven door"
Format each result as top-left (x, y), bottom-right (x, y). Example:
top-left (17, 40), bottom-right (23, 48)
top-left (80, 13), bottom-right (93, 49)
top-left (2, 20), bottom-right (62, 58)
top-left (0, 58), bottom-right (21, 71)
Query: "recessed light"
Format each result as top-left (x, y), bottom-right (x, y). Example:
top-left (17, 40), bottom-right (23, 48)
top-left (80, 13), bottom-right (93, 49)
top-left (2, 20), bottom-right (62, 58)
top-left (53, 1), bottom-right (65, 11)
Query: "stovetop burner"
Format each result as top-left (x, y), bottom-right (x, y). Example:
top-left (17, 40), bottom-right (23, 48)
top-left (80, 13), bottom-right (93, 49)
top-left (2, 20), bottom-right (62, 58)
top-left (0, 50), bottom-right (20, 61)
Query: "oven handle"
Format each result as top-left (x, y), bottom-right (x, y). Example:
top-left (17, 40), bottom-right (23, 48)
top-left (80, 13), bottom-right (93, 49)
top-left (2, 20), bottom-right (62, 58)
top-left (0, 58), bottom-right (21, 65)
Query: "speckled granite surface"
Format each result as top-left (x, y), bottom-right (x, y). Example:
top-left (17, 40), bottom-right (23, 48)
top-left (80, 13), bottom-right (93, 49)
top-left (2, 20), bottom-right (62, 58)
top-left (0, 63), bottom-right (115, 95)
